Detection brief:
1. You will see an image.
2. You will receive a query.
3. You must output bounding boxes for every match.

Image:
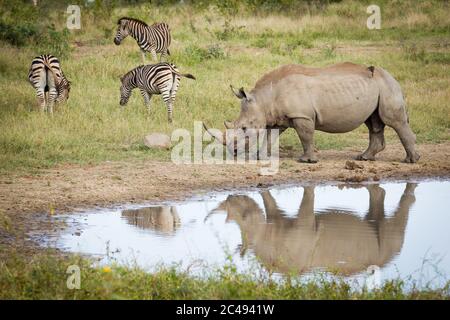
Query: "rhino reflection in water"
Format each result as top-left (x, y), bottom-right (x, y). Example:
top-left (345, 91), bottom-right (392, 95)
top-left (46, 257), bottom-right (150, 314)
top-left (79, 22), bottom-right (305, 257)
top-left (212, 184), bottom-right (417, 275)
top-left (122, 206), bottom-right (180, 234)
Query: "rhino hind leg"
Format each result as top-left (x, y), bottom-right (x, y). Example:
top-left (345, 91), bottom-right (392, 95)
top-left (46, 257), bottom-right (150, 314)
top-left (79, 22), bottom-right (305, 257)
top-left (376, 69), bottom-right (420, 163)
top-left (393, 125), bottom-right (420, 163)
top-left (356, 110), bottom-right (386, 161)
top-left (292, 118), bottom-right (318, 163)
top-left (379, 104), bottom-right (420, 163)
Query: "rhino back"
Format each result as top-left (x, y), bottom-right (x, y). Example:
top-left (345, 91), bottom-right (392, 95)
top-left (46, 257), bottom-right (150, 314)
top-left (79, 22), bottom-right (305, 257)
top-left (253, 63), bottom-right (381, 133)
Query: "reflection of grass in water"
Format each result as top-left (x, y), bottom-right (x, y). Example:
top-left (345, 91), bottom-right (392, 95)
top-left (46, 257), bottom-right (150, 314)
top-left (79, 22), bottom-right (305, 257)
top-left (413, 249), bottom-right (448, 290)
top-left (0, 248), bottom-right (448, 299)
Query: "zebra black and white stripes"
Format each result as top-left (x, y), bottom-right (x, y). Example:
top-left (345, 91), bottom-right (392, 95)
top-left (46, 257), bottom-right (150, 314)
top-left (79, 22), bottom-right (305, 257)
top-left (119, 63), bottom-right (195, 123)
top-left (28, 54), bottom-right (70, 113)
top-left (114, 17), bottom-right (171, 64)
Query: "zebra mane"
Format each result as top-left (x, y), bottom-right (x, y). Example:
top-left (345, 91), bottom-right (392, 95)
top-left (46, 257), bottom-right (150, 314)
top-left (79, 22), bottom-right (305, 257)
top-left (120, 65), bottom-right (144, 82)
top-left (117, 17), bottom-right (148, 27)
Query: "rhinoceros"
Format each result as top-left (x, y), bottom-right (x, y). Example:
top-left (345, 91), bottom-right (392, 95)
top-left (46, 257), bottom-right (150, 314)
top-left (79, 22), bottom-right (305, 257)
top-left (205, 62), bottom-right (420, 163)
top-left (207, 183), bottom-right (416, 275)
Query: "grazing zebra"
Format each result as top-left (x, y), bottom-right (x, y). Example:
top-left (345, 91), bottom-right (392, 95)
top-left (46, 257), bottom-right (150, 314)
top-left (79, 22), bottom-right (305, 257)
top-left (28, 54), bottom-right (70, 113)
top-left (119, 62), bottom-right (195, 123)
top-left (114, 17), bottom-right (171, 64)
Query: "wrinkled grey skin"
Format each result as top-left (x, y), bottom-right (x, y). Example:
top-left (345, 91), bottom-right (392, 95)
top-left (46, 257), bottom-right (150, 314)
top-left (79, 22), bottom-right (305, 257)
top-left (207, 183), bottom-right (416, 275)
top-left (208, 62), bottom-right (420, 163)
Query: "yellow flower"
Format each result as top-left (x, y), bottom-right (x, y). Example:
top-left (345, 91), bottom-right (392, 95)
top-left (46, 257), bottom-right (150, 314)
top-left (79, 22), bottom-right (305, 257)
top-left (102, 266), bottom-right (112, 273)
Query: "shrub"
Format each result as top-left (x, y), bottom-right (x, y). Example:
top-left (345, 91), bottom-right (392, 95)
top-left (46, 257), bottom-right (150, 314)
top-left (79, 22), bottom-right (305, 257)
top-left (0, 20), bottom-right (38, 46)
top-left (0, 1), bottom-right (72, 57)
top-left (184, 44), bottom-right (225, 63)
top-left (214, 20), bottom-right (247, 41)
top-left (37, 25), bottom-right (72, 58)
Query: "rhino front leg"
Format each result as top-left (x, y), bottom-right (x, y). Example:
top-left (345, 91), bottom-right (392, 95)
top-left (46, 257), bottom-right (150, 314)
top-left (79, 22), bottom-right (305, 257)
top-left (258, 127), bottom-right (286, 160)
top-left (292, 118), bottom-right (318, 163)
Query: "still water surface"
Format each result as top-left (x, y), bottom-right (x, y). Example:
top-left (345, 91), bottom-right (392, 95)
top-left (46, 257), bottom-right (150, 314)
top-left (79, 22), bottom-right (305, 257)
top-left (52, 181), bottom-right (450, 287)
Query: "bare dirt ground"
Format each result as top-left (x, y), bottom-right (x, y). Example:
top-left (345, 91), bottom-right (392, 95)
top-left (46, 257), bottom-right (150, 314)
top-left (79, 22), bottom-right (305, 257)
top-left (1, 142), bottom-right (449, 251)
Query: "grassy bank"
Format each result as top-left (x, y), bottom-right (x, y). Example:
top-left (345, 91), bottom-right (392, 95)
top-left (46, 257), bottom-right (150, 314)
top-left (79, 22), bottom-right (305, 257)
top-left (0, 249), bottom-right (448, 299)
top-left (0, 0), bottom-right (449, 173)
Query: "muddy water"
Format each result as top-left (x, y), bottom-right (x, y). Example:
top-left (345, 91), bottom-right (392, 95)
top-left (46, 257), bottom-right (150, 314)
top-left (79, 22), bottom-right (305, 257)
top-left (51, 181), bottom-right (450, 288)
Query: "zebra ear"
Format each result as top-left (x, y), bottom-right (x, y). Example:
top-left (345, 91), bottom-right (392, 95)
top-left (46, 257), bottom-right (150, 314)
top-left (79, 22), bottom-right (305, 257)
top-left (120, 75), bottom-right (124, 83)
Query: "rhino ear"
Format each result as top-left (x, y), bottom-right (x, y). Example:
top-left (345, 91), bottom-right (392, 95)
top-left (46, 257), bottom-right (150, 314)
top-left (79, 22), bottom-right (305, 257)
top-left (230, 85), bottom-right (247, 100)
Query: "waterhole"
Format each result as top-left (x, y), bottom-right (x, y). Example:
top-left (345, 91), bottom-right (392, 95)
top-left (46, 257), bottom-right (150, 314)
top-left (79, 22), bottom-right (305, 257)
top-left (47, 180), bottom-right (450, 288)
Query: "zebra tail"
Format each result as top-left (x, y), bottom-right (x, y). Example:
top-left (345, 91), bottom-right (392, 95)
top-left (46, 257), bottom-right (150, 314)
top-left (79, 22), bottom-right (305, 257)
top-left (172, 68), bottom-right (195, 80)
top-left (167, 48), bottom-right (170, 56)
top-left (42, 59), bottom-right (61, 85)
top-left (181, 73), bottom-right (196, 80)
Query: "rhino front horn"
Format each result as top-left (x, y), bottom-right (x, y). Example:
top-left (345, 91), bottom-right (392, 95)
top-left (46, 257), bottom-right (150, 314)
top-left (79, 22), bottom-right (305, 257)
top-left (203, 122), bottom-right (226, 145)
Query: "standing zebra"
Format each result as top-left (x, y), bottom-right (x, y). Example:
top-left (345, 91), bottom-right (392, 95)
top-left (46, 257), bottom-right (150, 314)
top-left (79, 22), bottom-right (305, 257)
top-left (28, 54), bottom-right (71, 113)
top-left (119, 63), bottom-right (195, 123)
top-left (114, 17), bottom-right (171, 64)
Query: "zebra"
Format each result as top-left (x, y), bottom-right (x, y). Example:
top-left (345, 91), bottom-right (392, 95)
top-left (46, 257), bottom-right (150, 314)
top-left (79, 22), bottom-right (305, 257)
top-left (114, 17), bottom-right (171, 64)
top-left (119, 62), bottom-right (195, 123)
top-left (28, 54), bottom-right (70, 113)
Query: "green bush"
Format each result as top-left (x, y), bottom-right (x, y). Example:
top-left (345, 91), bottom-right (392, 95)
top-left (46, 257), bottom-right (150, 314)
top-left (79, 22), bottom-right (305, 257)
top-left (184, 44), bottom-right (225, 63)
top-left (214, 20), bottom-right (247, 41)
top-left (38, 25), bottom-right (72, 58)
top-left (0, 1), bottom-right (72, 57)
top-left (0, 20), bottom-right (38, 46)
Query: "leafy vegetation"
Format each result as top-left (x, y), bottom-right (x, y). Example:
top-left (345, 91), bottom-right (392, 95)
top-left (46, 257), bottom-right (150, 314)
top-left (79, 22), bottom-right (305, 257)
top-left (1, 249), bottom-right (448, 299)
top-left (0, 0), bottom-right (448, 174)
top-left (0, 0), bottom-right (449, 299)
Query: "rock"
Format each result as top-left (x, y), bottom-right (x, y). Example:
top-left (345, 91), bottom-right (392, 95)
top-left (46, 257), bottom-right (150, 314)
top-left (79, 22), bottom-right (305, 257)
top-left (143, 133), bottom-right (171, 149)
top-left (345, 160), bottom-right (364, 170)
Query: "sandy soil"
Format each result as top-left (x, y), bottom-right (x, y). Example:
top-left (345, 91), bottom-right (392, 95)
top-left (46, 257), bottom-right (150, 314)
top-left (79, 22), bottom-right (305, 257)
top-left (1, 142), bottom-right (449, 250)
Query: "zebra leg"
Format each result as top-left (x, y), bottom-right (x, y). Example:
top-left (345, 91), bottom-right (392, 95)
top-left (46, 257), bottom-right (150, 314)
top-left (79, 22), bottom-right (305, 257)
top-left (47, 87), bottom-right (58, 115)
top-left (169, 77), bottom-right (180, 113)
top-left (140, 49), bottom-right (147, 65)
top-left (150, 49), bottom-right (157, 62)
top-left (35, 88), bottom-right (46, 112)
top-left (140, 89), bottom-right (152, 112)
top-left (33, 72), bottom-right (47, 112)
top-left (160, 51), bottom-right (168, 62)
top-left (161, 86), bottom-right (173, 123)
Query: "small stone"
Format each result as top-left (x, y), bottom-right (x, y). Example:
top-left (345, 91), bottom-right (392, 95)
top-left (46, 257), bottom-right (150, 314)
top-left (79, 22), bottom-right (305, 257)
top-left (143, 133), bottom-right (171, 149)
top-left (345, 160), bottom-right (363, 170)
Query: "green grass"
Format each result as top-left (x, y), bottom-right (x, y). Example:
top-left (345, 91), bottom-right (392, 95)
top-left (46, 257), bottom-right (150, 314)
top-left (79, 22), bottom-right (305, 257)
top-left (0, 0), bottom-right (449, 174)
top-left (1, 249), bottom-right (448, 299)
top-left (1, 1), bottom-right (449, 300)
